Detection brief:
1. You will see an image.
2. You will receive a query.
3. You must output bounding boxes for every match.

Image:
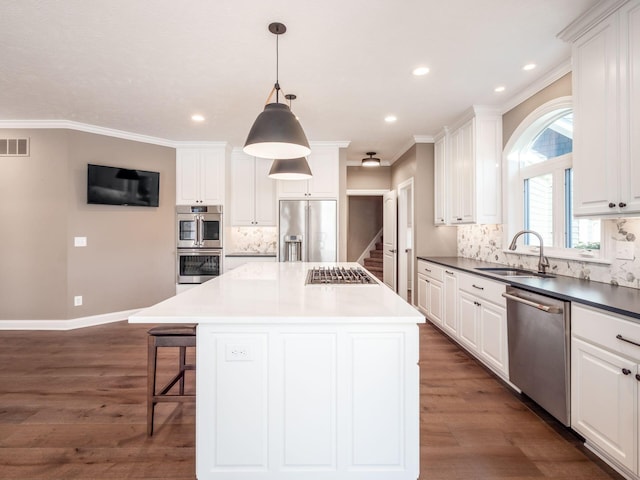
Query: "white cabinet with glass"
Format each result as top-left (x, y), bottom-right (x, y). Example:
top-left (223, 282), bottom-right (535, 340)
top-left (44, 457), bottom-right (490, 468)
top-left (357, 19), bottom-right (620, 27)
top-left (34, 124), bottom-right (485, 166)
top-left (563, 0), bottom-right (640, 216)
top-left (435, 107), bottom-right (502, 225)
top-left (176, 145), bottom-right (227, 206)
top-left (230, 150), bottom-right (276, 226)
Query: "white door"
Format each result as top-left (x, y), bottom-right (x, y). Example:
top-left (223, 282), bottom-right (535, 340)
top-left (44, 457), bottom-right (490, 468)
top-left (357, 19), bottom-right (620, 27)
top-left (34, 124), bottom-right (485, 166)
top-left (397, 179), bottom-right (413, 302)
top-left (382, 190), bottom-right (397, 291)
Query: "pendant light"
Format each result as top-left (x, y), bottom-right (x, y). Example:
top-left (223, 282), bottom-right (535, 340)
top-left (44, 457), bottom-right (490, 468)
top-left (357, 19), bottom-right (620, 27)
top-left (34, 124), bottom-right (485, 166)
top-left (268, 94), bottom-right (313, 180)
top-left (244, 22), bottom-right (311, 159)
top-left (362, 152), bottom-right (381, 167)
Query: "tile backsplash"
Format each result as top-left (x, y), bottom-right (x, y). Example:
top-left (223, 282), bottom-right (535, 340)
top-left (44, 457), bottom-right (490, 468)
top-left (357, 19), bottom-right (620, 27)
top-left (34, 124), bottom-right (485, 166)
top-left (226, 226), bottom-right (278, 254)
top-left (457, 219), bottom-right (640, 290)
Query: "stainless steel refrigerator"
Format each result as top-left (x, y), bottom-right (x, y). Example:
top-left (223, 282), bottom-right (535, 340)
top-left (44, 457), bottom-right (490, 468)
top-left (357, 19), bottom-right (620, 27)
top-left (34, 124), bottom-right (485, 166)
top-left (279, 200), bottom-right (337, 262)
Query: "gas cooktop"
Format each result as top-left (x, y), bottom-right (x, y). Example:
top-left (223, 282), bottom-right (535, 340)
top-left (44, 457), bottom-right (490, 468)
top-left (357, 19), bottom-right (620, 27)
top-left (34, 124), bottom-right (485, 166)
top-left (305, 266), bottom-right (377, 285)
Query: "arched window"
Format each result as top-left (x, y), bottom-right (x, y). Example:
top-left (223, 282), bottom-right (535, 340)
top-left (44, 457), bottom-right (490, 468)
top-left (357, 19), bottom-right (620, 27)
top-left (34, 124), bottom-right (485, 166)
top-left (505, 98), bottom-right (600, 256)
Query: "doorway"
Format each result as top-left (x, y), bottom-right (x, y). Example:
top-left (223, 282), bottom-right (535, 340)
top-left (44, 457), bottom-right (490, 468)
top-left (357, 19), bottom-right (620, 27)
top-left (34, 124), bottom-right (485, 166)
top-left (397, 178), bottom-right (414, 303)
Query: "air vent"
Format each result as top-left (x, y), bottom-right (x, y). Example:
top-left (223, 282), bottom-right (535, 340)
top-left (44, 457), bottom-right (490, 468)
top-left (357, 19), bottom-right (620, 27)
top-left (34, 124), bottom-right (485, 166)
top-left (0, 138), bottom-right (30, 156)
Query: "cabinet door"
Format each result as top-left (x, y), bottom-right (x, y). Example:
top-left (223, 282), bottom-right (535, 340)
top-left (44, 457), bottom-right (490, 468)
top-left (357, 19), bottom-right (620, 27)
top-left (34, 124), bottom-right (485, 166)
top-left (434, 135), bottom-right (447, 225)
top-left (307, 148), bottom-right (339, 198)
top-left (417, 275), bottom-right (429, 317)
top-left (449, 121), bottom-right (475, 224)
top-left (457, 290), bottom-right (479, 352)
top-left (573, 14), bottom-right (620, 216)
top-left (199, 148), bottom-right (225, 205)
top-left (478, 301), bottom-right (508, 377)
top-left (571, 338), bottom-right (636, 471)
top-left (176, 149), bottom-right (201, 205)
top-left (230, 152), bottom-right (256, 226)
top-left (253, 158), bottom-right (277, 225)
top-left (427, 279), bottom-right (444, 327)
top-left (442, 270), bottom-right (458, 337)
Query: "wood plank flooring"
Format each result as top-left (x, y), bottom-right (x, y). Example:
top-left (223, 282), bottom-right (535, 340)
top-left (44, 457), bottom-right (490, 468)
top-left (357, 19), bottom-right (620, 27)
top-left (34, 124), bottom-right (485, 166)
top-left (0, 320), bottom-right (624, 480)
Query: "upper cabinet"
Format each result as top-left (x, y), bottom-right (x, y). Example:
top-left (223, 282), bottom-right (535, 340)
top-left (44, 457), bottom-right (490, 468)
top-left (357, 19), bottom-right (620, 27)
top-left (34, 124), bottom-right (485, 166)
top-left (433, 107), bottom-right (502, 225)
top-left (562, 0), bottom-right (640, 216)
top-left (277, 144), bottom-right (341, 199)
top-left (176, 145), bottom-right (228, 206)
top-left (229, 150), bottom-right (276, 226)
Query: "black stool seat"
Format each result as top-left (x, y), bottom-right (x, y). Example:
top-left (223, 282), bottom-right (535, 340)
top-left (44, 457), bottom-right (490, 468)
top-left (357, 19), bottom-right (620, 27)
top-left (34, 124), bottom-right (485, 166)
top-left (147, 324), bottom-right (196, 436)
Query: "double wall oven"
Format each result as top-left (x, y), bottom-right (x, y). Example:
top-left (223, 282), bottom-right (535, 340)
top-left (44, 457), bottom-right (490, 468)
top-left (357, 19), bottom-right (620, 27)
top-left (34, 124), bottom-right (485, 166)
top-left (176, 205), bottom-right (223, 284)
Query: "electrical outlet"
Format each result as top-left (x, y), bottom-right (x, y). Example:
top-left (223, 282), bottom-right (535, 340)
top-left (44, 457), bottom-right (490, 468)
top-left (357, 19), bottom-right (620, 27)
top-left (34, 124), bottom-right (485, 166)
top-left (74, 296), bottom-right (83, 306)
top-left (616, 241), bottom-right (635, 260)
top-left (225, 344), bottom-right (252, 361)
top-left (74, 236), bottom-right (87, 247)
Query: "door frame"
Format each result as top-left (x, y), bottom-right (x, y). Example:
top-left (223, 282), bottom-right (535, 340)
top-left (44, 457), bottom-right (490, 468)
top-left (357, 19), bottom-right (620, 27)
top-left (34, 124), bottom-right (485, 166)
top-left (397, 178), bottom-right (415, 303)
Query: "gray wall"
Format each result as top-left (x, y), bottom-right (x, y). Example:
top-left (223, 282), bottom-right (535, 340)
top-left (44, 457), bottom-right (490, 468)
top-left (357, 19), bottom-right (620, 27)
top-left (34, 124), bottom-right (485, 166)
top-left (347, 196), bottom-right (383, 261)
top-left (347, 166), bottom-right (391, 190)
top-left (391, 144), bottom-right (457, 293)
top-left (0, 129), bottom-right (176, 320)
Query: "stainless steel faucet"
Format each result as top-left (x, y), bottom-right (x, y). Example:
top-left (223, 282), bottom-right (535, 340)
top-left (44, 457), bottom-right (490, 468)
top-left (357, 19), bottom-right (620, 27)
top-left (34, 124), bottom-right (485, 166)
top-left (508, 230), bottom-right (550, 274)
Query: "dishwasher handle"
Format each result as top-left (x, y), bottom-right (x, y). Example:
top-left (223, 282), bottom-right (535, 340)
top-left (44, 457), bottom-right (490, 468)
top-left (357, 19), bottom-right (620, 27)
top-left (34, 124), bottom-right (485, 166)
top-left (502, 291), bottom-right (564, 314)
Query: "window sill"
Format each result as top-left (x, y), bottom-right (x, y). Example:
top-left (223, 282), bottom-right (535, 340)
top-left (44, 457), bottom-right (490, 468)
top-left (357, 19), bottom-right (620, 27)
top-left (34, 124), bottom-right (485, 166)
top-left (502, 247), bottom-right (613, 265)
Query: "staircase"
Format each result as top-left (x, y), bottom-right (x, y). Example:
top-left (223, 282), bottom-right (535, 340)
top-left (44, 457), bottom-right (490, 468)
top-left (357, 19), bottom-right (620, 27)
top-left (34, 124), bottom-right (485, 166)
top-left (364, 241), bottom-right (383, 281)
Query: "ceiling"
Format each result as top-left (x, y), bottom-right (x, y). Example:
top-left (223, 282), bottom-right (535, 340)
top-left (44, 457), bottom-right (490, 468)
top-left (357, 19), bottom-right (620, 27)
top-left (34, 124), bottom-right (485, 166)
top-left (0, 0), bottom-right (597, 164)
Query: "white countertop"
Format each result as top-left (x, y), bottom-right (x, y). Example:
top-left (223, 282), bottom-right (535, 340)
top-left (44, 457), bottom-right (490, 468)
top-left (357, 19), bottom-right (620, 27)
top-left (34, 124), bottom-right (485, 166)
top-left (130, 262), bottom-right (424, 324)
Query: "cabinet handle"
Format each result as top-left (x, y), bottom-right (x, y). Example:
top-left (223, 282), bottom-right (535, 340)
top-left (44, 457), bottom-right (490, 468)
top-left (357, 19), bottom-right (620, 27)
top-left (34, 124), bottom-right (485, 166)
top-left (456, 217), bottom-right (463, 221)
top-left (619, 202), bottom-right (627, 208)
top-left (616, 334), bottom-right (640, 348)
top-left (608, 202), bottom-right (616, 208)
top-left (622, 368), bottom-right (632, 375)
top-left (474, 301), bottom-right (481, 307)
top-left (445, 270), bottom-right (454, 275)
top-left (424, 268), bottom-right (431, 272)
top-left (472, 284), bottom-right (484, 290)
top-left (636, 374), bottom-right (640, 382)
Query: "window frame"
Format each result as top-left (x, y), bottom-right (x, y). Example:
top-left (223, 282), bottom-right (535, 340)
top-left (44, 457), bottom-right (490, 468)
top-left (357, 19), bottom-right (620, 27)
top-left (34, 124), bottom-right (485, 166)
top-left (503, 97), bottom-right (610, 264)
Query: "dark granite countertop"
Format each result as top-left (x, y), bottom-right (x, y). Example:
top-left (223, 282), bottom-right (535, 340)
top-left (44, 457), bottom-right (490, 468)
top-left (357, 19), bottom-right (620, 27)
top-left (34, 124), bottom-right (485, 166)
top-left (225, 252), bottom-right (277, 257)
top-left (417, 256), bottom-right (640, 321)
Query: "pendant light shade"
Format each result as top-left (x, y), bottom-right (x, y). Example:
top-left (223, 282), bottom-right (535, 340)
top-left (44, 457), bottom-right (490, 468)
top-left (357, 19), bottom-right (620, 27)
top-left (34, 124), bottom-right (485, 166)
top-left (268, 157), bottom-right (312, 180)
top-left (244, 103), bottom-right (310, 159)
top-left (243, 22), bottom-right (310, 159)
top-left (362, 152), bottom-right (381, 167)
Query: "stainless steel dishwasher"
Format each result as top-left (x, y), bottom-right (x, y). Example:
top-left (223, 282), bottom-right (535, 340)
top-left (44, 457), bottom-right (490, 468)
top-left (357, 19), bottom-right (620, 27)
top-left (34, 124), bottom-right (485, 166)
top-left (502, 286), bottom-right (571, 426)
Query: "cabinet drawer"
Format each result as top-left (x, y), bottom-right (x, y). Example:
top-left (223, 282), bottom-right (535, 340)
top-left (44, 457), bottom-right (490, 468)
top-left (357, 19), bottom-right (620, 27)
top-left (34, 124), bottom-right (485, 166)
top-left (458, 272), bottom-right (506, 306)
top-left (572, 303), bottom-right (640, 362)
top-left (417, 261), bottom-right (443, 282)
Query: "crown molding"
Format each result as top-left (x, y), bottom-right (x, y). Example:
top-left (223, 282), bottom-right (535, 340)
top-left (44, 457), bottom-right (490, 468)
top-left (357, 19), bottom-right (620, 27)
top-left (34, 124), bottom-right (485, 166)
top-left (557, 0), bottom-right (628, 42)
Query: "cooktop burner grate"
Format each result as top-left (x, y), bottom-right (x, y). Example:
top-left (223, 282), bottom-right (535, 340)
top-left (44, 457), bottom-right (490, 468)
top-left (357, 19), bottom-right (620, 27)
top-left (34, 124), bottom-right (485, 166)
top-left (305, 266), bottom-right (377, 285)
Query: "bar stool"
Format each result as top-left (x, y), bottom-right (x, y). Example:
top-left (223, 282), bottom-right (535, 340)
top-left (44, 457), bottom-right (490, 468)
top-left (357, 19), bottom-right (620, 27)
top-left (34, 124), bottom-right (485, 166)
top-left (147, 324), bottom-right (196, 436)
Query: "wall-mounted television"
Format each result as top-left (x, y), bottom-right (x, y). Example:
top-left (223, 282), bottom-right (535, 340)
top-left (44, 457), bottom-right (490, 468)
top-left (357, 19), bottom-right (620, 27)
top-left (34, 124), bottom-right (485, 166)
top-left (87, 164), bottom-right (160, 207)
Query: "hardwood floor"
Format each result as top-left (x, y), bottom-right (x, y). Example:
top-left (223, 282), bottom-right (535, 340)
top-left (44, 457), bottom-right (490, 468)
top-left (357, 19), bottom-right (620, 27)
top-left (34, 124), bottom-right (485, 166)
top-left (0, 320), bottom-right (624, 480)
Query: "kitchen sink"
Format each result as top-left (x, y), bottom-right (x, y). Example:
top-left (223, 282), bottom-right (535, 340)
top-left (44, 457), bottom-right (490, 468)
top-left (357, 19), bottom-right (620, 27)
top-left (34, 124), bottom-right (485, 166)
top-left (474, 267), bottom-right (555, 279)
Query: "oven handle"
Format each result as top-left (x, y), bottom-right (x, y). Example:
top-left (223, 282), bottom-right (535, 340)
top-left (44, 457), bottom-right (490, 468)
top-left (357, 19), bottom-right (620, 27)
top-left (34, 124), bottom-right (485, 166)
top-left (501, 291), bottom-right (563, 314)
top-left (197, 215), bottom-right (203, 247)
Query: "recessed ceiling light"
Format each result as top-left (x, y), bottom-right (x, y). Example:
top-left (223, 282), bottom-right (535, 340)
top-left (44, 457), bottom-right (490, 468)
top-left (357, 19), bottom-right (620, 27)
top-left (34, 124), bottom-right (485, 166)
top-left (523, 63), bottom-right (536, 71)
top-left (412, 66), bottom-right (430, 76)
top-left (494, 86), bottom-right (506, 93)
top-left (191, 114), bottom-right (205, 122)
top-left (384, 115), bottom-right (397, 123)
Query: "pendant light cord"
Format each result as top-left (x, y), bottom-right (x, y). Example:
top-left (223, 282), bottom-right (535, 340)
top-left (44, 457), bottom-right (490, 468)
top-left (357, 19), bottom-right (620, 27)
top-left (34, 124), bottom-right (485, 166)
top-left (275, 31), bottom-right (280, 103)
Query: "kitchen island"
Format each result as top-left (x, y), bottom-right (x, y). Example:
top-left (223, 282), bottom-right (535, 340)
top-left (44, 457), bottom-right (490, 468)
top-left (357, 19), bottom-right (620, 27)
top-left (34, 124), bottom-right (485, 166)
top-left (129, 262), bottom-right (424, 480)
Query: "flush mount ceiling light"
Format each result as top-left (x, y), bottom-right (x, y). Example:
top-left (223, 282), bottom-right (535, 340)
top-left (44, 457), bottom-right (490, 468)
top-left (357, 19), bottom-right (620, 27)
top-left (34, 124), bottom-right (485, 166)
top-left (268, 93), bottom-right (313, 180)
top-left (362, 152), bottom-right (381, 167)
top-left (244, 22), bottom-right (311, 159)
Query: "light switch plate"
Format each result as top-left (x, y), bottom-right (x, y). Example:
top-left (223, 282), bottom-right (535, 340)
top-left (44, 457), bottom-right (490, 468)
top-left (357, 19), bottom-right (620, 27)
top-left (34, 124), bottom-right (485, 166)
top-left (616, 241), bottom-right (635, 260)
top-left (74, 236), bottom-right (87, 247)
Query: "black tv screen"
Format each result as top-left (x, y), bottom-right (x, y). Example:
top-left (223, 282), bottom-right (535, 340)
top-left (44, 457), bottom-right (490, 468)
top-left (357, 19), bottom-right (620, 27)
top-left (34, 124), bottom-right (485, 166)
top-left (87, 164), bottom-right (160, 207)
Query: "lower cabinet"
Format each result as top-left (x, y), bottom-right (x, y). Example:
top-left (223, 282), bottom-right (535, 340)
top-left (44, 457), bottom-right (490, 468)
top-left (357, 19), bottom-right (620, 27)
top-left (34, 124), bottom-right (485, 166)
top-left (571, 303), bottom-right (640, 477)
top-left (417, 261), bottom-right (444, 327)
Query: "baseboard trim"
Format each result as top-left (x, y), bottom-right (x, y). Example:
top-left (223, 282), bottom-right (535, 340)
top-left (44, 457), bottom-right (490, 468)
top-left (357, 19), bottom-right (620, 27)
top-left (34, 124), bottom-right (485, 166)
top-left (0, 309), bottom-right (141, 330)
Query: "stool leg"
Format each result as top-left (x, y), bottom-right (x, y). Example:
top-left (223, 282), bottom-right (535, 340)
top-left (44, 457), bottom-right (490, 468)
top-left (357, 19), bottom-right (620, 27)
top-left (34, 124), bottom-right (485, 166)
top-left (147, 335), bottom-right (158, 436)
top-left (179, 346), bottom-right (186, 395)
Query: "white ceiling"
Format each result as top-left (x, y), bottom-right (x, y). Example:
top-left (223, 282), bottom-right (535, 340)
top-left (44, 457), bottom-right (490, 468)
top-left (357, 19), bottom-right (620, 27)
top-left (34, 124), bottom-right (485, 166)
top-left (0, 0), bottom-right (597, 164)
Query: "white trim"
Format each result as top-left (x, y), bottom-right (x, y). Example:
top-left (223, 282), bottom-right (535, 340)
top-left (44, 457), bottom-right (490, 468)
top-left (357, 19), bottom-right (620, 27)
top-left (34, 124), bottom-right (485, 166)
top-left (557, 0), bottom-right (629, 42)
top-left (356, 228), bottom-right (383, 266)
top-left (499, 60), bottom-right (573, 115)
top-left (0, 308), bottom-right (141, 331)
top-left (346, 189), bottom-right (389, 196)
top-left (413, 135), bottom-right (434, 143)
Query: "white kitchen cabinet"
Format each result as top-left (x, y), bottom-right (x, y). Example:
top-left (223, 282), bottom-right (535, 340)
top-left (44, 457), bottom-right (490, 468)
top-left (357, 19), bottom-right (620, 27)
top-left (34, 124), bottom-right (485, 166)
top-left (176, 146), bottom-right (227, 206)
top-left (416, 260), bottom-right (444, 326)
top-left (277, 145), bottom-right (339, 199)
top-left (438, 107), bottom-right (502, 225)
top-left (230, 151), bottom-right (276, 226)
top-left (566, 0), bottom-right (640, 216)
top-left (456, 272), bottom-right (508, 378)
top-left (442, 268), bottom-right (458, 337)
top-left (433, 130), bottom-right (447, 225)
top-left (571, 302), bottom-right (640, 477)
